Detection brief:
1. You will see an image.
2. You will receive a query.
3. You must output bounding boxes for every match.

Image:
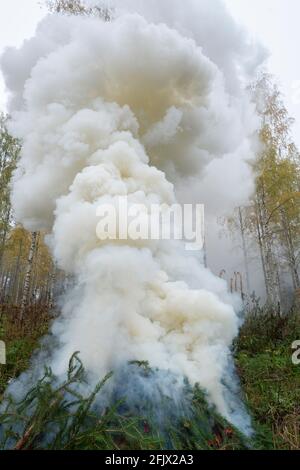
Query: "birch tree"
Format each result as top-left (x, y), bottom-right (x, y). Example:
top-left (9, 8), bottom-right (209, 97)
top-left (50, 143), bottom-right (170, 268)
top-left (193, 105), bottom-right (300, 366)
top-left (0, 114), bottom-right (20, 266)
top-left (19, 232), bottom-right (39, 323)
top-left (250, 74), bottom-right (300, 307)
top-left (227, 75), bottom-right (300, 308)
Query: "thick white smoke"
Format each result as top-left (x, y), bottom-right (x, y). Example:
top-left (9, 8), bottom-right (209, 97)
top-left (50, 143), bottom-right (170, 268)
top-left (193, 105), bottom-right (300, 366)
top-left (1, 0), bottom-right (265, 432)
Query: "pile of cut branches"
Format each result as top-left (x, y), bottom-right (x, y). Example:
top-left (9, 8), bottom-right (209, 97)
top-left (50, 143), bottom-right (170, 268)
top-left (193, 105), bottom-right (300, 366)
top-left (0, 353), bottom-right (251, 450)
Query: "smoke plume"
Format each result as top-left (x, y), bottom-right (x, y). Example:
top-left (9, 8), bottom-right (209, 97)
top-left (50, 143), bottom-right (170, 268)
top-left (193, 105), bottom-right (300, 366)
top-left (1, 0), bottom-right (265, 432)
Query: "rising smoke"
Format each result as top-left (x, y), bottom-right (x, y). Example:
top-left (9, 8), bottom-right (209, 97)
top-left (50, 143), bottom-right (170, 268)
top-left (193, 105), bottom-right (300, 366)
top-left (1, 0), bottom-right (266, 433)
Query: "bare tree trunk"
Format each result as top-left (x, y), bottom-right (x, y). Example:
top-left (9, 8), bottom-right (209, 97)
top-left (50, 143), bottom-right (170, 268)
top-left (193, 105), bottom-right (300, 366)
top-left (238, 207), bottom-right (250, 293)
top-left (48, 265), bottom-right (57, 309)
top-left (2, 269), bottom-right (9, 303)
top-left (256, 208), bottom-right (269, 300)
top-left (19, 231), bottom-right (38, 324)
top-left (255, 194), bottom-right (281, 309)
top-left (280, 209), bottom-right (300, 289)
top-left (11, 238), bottom-right (23, 305)
top-left (0, 207), bottom-right (11, 269)
top-left (30, 240), bottom-right (40, 305)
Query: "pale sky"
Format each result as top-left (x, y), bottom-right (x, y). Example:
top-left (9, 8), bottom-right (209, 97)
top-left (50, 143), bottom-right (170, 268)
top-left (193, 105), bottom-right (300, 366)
top-left (0, 0), bottom-right (300, 145)
top-left (225, 0), bottom-right (300, 146)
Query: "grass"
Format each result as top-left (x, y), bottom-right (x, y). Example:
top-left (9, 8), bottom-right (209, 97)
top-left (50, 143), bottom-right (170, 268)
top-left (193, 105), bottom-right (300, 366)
top-left (235, 309), bottom-right (300, 450)
top-left (0, 304), bottom-right (50, 398)
top-left (0, 303), bottom-right (299, 450)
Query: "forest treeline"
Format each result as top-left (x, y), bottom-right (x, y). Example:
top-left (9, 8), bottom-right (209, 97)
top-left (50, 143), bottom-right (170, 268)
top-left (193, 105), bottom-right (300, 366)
top-left (0, 1), bottom-right (299, 325)
top-left (229, 75), bottom-right (300, 310)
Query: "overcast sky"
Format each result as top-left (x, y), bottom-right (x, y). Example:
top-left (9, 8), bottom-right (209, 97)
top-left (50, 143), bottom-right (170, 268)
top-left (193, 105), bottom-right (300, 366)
top-left (0, 0), bottom-right (300, 145)
top-left (225, 0), bottom-right (300, 146)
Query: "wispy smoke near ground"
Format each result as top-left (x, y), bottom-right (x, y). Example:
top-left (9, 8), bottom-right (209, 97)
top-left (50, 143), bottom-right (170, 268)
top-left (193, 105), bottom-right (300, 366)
top-left (1, 0), bottom-right (265, 433)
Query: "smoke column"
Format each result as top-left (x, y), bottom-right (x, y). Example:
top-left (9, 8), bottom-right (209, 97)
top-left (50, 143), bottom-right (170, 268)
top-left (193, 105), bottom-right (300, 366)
top-left (1, 0), bottom-right (265, 432)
